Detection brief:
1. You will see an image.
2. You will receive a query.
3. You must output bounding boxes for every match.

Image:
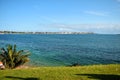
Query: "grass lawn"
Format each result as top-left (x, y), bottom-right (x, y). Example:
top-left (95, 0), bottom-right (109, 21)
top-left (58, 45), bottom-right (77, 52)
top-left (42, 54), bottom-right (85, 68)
top-left (0, 64), bottom-right (120, 80)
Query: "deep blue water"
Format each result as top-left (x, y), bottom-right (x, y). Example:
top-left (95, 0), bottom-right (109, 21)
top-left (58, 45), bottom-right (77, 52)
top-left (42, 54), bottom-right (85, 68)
top-left (0, 34), bottom-right (120, 66)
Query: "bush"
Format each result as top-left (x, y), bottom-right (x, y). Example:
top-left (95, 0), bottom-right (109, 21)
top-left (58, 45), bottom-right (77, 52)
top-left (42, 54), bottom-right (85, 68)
top-left (0, 44), bottom-right (30, 69)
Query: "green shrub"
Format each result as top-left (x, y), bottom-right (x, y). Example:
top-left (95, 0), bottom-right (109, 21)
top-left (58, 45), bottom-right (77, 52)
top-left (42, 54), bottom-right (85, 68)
top-left (0, 44), bottom-right (30, 69)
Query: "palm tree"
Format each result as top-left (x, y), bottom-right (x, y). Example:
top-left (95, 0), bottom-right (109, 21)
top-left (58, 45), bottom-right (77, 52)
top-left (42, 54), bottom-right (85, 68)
top-left (0, 44), bottom-right (30, 69)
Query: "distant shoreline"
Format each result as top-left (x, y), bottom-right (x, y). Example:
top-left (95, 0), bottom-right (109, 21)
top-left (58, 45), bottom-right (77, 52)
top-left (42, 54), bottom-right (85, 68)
top-left (0, 31), bottom-right (94, 34)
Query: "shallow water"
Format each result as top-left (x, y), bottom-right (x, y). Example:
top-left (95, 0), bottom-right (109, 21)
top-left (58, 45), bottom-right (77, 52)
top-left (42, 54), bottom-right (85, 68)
top-left (0, 34), bottom-right (120, 66)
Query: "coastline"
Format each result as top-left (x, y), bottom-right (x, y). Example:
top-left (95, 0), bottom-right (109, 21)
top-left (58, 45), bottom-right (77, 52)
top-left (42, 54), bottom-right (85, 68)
top-left (0, 31), bottom-right (94, 34)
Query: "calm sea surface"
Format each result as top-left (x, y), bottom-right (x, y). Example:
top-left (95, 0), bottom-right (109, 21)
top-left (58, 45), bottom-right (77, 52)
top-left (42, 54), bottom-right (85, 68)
top-left (0, 34), bottom-right (120, 66)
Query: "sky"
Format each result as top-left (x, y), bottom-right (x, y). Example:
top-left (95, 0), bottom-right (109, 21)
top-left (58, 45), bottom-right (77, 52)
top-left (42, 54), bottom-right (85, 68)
top-left (0, 0), bottom-right (120, 34)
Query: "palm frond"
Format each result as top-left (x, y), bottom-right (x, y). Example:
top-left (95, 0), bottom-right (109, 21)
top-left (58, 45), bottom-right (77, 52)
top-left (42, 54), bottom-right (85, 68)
top-left (0, 44), bottom-right (30, 69)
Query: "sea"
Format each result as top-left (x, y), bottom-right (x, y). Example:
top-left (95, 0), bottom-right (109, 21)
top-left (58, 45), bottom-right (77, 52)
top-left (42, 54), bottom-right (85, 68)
top-left (0, 34), bottom-right (120, 66)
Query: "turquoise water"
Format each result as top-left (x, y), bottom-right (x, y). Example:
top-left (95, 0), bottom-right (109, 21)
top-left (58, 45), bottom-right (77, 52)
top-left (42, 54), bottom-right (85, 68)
top-left (0, 34), bottom-right (120, 66)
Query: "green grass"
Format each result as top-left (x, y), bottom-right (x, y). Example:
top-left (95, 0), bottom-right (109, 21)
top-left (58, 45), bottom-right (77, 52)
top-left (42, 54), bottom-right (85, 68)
top-left (0, 64), bottom-right (120, 80)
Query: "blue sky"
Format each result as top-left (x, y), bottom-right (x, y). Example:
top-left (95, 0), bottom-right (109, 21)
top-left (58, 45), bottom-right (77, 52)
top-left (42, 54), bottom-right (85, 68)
top-left (0, 0), bottom-right (120, 34)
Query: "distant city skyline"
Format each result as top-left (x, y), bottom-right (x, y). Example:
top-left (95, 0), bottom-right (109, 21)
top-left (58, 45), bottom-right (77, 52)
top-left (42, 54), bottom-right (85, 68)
top-left (0, 0), bottom-right (120, 34)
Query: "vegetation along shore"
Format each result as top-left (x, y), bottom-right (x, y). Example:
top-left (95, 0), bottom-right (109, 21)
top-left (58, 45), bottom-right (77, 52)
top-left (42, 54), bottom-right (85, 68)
top-left (0, 64), bottom-right (120, 80)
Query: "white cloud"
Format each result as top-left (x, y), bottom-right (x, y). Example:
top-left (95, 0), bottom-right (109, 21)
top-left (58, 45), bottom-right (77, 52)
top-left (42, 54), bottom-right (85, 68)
top-left (117, 0), bottom-right (120, 2)
top-left (59, 28), bottom-right (74, 31)
top-left (46, 23), bottom-right (120, 34)
top-left (84, 11), bottom-right (109, 16)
